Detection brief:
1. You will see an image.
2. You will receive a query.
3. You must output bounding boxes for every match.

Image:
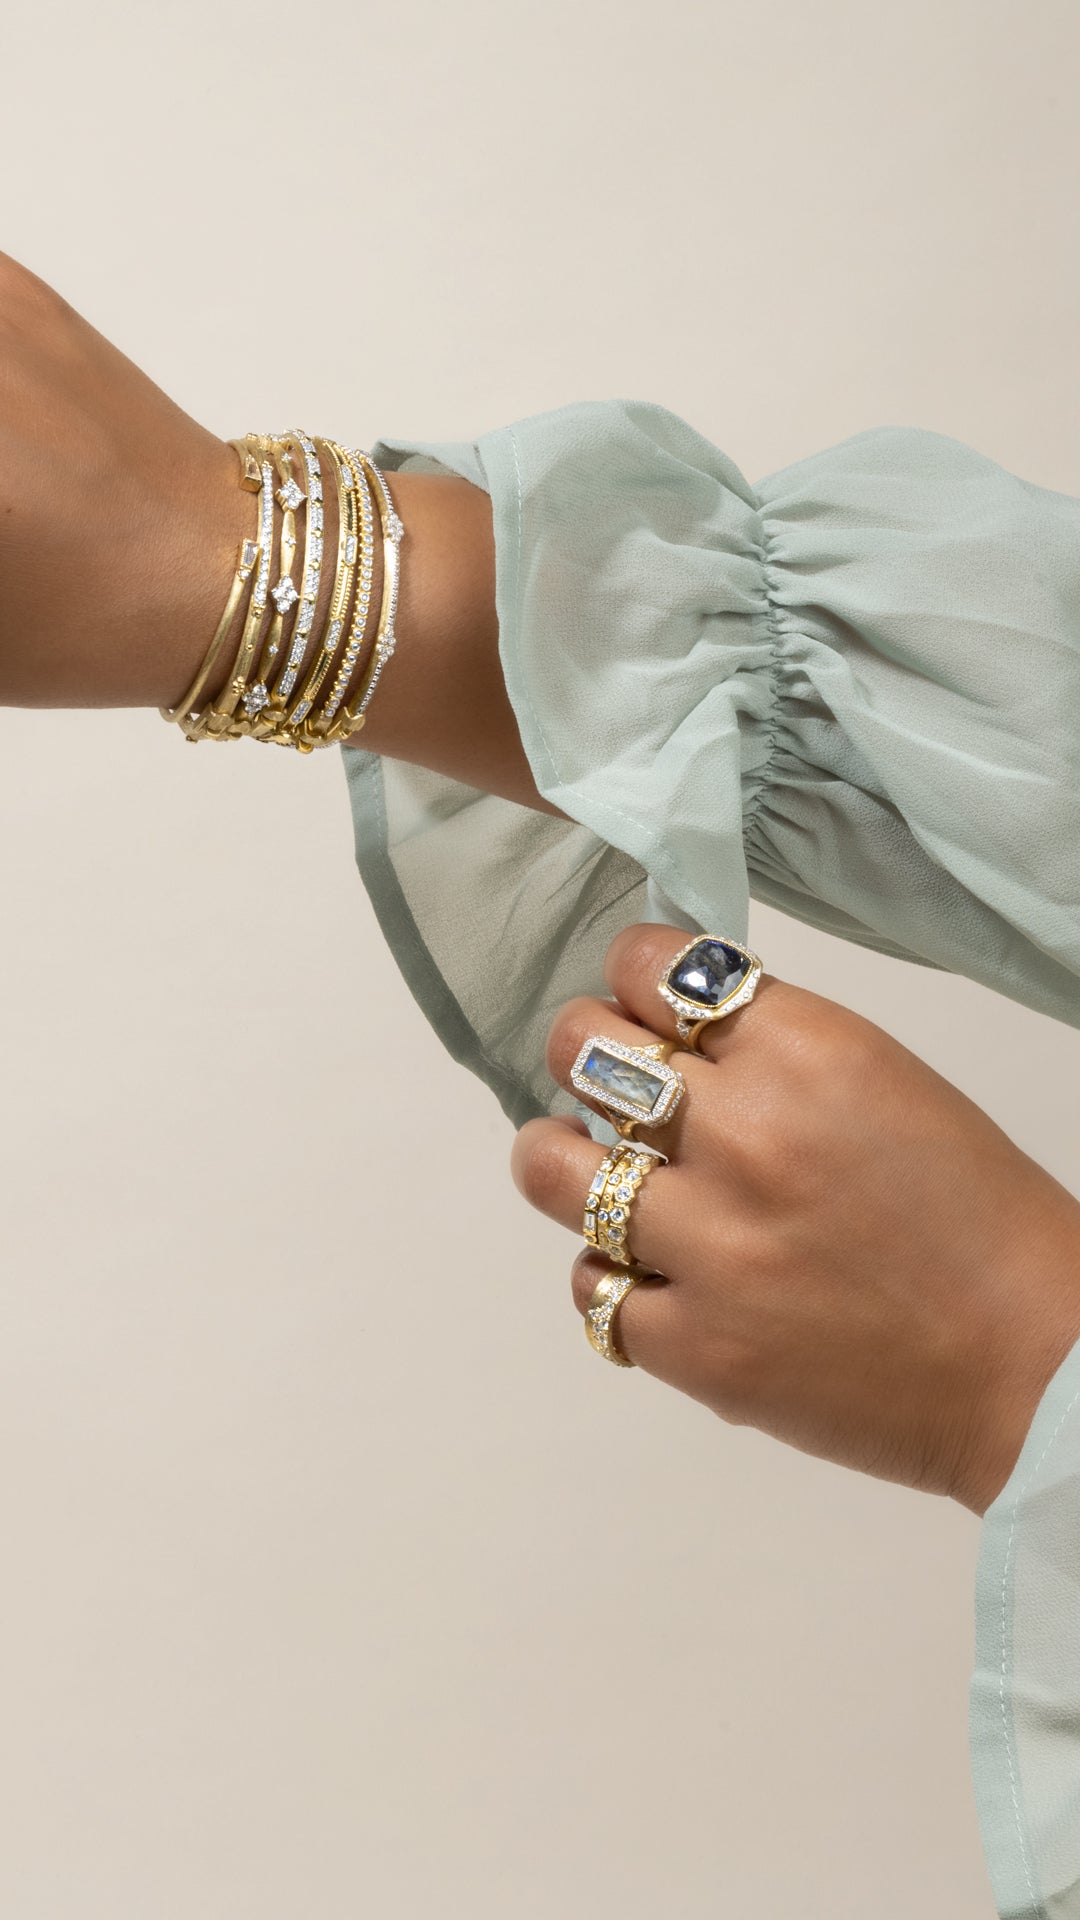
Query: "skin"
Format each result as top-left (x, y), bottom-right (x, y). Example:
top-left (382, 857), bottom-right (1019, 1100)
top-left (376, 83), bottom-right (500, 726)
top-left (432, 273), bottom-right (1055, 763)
top-left (511, 926), bottom-right (1080, 1515)
top-left (3, 249), bottom-right (1080, 1516)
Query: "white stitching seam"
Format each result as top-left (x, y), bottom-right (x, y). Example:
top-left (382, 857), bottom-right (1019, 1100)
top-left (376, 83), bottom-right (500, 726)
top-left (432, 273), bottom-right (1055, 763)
top-left (998, 1384), bottom-right (1080, 1919)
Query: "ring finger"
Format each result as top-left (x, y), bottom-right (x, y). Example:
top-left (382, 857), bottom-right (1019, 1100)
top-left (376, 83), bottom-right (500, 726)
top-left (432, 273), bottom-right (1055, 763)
top-left (510, 1110), bottom-right (696, 1280)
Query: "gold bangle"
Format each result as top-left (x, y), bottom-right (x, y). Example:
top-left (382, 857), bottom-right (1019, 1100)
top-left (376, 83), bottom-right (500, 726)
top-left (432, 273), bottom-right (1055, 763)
top-left (318, 448), bottom-right (403, 743)
top-left (159, 441), bottom-right (261, 729)
top-left (193, 449), bottom-right (276, 736)
top-left (275, 430), bottom-right (324, 704)
top-left (283, 437), bottom-right (359, 736)
top-left (245, 428), bottom-right (325, 744)
top-left (316, 443), bottom-right (376, 727)
top-left (246, 437), bottom-right (305, 707)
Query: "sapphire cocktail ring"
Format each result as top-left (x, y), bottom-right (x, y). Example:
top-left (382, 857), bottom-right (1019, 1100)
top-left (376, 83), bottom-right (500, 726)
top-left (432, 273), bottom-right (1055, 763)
top-left (569, 1034), bottom-right (685, 1140)
top-left (656, 935), bottom-right (762, 1053)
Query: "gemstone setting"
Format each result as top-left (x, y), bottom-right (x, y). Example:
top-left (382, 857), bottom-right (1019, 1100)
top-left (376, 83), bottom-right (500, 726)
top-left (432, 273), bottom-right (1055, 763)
top-left (658, 935), bottom-right (761, 1035)
top-left (570, 1036), bottom-right (684, 1129)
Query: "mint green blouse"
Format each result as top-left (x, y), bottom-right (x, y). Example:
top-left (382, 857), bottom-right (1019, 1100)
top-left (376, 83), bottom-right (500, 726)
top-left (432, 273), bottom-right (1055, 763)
top-left (341, 398), bottom-right (1080, 1916)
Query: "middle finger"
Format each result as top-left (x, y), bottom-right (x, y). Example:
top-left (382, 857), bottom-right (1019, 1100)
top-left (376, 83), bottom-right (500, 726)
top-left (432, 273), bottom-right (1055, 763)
top-left (545, 993), bottom-right (713, 1160)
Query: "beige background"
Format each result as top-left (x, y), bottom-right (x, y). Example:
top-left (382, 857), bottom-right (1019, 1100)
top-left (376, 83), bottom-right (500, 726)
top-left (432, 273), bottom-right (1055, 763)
top-left (0, 1), bottom-right (1078, 1913)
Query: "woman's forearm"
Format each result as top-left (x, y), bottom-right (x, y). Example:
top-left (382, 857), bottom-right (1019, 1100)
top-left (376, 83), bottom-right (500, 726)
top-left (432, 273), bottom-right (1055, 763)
top-left (0, 252), bottom-right (562, 817)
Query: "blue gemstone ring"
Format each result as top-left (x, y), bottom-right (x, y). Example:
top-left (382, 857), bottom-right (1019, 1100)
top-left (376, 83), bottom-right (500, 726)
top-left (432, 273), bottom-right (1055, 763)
top-left (569, 1034), bottom-right (685, 1139)
top-left (656, 935), bottom-right (762, 1052)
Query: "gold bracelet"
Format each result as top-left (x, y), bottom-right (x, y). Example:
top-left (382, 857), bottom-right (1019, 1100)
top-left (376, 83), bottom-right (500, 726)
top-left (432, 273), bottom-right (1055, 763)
top-left (315, 444), bottom-right (376, 730)
top-left (191, 449), bottom-right (276, 737)
top-left (284, 438), bottom-right (359, 737)
top-left (159, 441), bottom-right (262, 730)
top-left (276, 430), bottom-right (324, 704)
top-left (244, 436), bottom-right (305, 714)
top-left (319, 449), bottom-right (404, 743)
top-left (158, 429), bottom-right (406, 751)
top-left (245, 428), bottom-right (326, 744)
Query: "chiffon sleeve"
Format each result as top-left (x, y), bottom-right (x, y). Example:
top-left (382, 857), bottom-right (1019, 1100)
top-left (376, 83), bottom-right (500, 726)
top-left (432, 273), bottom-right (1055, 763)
top-left (340, 395), bottom-right (1080, 1914)
top-left (343, 397), bottom-right (1080, 1132)
top-left (971, 1332), bottom-right (1080, 1919)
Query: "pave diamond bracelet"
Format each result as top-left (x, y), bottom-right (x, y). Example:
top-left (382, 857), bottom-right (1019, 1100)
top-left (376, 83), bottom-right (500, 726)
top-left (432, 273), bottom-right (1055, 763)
top-left (316, 442), bottom-right (375, 727)
top-left (245, 437), bottom-right (306, 715)
top-left (283, 438), bottom-right (359, 740)
top-left (161, 428), bottom-right (403, 749)
top-left (316, 446), bottom-right (404, 743)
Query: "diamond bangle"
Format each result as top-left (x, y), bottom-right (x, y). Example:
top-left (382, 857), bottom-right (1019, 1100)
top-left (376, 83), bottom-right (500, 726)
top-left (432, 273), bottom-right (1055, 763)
top-left (318, 448), bottom-right (404, 742)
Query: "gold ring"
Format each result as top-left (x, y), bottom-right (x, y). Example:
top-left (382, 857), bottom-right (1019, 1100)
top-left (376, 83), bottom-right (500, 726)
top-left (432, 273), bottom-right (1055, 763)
top-left (584, 1266), bottom-right (646, 1367)
top-left (582, 1143), bottom-right (662, 1267)
top-left (569, 1033), bottom-right (685, 1139)
top-left (656, 936), bottom-right (762, 1054)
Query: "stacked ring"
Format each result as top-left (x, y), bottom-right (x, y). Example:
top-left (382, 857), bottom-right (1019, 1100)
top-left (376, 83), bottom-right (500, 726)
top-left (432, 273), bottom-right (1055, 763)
top-left (582, 1143), bottom-right (660, 1267)
top-left (584, 1267), bottom-right (645, 1367)
top-left (656, 934), bottom-right (763, 1052)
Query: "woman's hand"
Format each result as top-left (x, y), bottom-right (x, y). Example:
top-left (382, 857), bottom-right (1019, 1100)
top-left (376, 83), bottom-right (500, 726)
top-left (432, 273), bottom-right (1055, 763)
top-left (511, 924), bottom-right (1080, 1515)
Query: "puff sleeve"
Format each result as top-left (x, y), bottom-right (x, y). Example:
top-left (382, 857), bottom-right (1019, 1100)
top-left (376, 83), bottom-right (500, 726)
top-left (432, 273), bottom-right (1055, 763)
top-left (343, 397), bottom-right (1080, 1129)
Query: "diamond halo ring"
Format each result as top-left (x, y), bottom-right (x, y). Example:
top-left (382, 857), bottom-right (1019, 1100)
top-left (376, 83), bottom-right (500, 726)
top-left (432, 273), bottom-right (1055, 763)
top-left (657, 935), bottom-right (762, 1053)
top-left (569, 1033), bottom-right (685, 1140)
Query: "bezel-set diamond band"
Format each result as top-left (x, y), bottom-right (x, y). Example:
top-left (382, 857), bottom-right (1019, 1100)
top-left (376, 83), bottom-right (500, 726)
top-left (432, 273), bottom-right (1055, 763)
top-left (582, 1143), bottom-right (660, 1267)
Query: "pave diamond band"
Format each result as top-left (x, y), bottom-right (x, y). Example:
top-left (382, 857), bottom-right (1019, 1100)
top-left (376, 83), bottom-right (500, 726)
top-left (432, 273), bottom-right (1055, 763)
top-left (582, 1142), bottom-right (661, 1267)
top-left (584, 1267), bottom-right (647, 1367)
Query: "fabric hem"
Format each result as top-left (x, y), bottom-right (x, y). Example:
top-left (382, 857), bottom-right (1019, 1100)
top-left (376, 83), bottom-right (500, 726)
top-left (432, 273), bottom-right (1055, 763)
top-left (339, 745), bottom-right (544, 1129)
top-left (970, 1335), bottom-right (1080, 1919)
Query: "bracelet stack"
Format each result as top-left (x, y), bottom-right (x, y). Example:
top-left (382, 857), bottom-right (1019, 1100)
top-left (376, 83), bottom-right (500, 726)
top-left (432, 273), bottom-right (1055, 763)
top-left (160, 430), bottom-right (404, 752)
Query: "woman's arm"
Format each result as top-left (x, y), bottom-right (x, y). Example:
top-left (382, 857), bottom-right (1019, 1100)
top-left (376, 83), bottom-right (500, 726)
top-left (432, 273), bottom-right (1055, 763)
top-left (0, 251), bottom-right (561, 818)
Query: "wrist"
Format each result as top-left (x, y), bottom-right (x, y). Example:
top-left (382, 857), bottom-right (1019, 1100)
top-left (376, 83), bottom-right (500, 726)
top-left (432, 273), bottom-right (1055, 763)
top-left (952, 1197), bottom-right (1080, 1517)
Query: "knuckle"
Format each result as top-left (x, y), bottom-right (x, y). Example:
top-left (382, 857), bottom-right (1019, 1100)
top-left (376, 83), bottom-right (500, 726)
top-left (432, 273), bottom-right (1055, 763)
top-left (515, 1127), bottom-right (579, 1214)
top-left (604, 922), bottom-right (666, 997)
top-left (544, 995), bottom-right (597, 1083)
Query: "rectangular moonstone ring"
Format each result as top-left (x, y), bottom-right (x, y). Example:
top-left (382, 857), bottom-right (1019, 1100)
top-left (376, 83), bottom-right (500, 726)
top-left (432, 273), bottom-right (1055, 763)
top-left (569, 1035), bottom-right (684, 1136)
